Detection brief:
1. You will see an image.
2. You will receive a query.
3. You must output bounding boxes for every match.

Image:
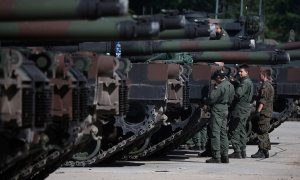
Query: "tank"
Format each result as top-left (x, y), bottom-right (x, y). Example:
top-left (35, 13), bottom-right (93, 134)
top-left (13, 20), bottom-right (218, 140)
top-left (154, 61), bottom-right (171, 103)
top-left (62, 52), bottom-right (163, 167)
top-left (118, 48), bottom-right (294, 159)
top-left (0, 0), bottom-right (129, 20)
top-left (0, 48), bottom-right (53, 179)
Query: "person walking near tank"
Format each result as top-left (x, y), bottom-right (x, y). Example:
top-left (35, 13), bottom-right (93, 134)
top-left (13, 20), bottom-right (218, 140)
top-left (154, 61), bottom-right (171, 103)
top-left (251, 69), bottom-right (274, 158)
top-left (228, 64), bottom-right (254, 159)
top-left (205, 69), bottom-right (234, 163)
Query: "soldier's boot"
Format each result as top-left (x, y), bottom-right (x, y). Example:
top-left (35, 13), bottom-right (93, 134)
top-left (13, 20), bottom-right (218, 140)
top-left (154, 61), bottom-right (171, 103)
top-left (206, 157), bottom-right (221, 163)
top-left (263, 150), bottom-right (269, 158)
top-left (221, 156), bottom-right (229, 163)
top-left (251, 149), bottom-right (265, 158)
top-left (241, 151), bottom-right (247, 158)
top-left (198, 150), bottom-right (211, 157)
top-left (228, 151), bottom-right (242, 159)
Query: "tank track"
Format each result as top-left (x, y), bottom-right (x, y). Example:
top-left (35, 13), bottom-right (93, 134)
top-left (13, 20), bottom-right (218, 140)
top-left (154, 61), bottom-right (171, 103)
top-left (63, 105), bottom-right (162, 167)
top-left (6, 125), bottom-right (91, 180)
top-left (124, 106), bottom-right (208, 160)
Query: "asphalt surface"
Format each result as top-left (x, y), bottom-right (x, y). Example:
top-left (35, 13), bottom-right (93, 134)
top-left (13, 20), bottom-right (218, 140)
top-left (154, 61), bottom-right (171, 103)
top-left (47, 121), bottom-right (300, 180)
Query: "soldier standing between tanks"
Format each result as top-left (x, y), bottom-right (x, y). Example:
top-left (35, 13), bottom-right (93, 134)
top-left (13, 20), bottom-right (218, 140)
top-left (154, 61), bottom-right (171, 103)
top-left (205, 69), bottom-right (234, 163)
top-left (251, 69), bottom-right (274, 158)
top-left (228, 64), bottom-right (253, 159)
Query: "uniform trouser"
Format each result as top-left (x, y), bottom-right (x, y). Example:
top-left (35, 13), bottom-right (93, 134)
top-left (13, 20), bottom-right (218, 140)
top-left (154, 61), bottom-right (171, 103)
top-left (187, 125), bottom-right (208, 147)
top-left (199, 125), bottom-right (208, 145)
top-left (257, 115), bottom-right (271, 150)
top-left (229, 106), bottom-right (251, 152)
top-left (209, 109), bottom-right (229, 158)
top-left (191, 131), bottom-right (201, 147)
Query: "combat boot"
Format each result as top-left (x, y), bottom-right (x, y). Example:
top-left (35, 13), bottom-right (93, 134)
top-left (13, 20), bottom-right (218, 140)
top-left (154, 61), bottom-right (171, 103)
top-left (206, 157), bottom-right (221, 163)
top-left (228, 151), bottom-right (242, 159)
top-left (263, 150), bottom-right (269, 158)
top-left (251, 149), bottom-right (265, 158)
top-left (241, 151), bottom-right (247, 158)
top-left (221, 156), bottom-right (229, 163)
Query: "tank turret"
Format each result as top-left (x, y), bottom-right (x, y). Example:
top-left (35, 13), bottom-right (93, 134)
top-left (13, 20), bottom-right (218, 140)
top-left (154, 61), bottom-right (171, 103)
top-left (0, 0), bottom-right (128, 21)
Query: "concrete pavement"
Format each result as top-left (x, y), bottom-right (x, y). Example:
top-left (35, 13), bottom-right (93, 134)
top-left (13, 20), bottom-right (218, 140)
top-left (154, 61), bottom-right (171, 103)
top-left (46, 121), bottom-right (300, 180)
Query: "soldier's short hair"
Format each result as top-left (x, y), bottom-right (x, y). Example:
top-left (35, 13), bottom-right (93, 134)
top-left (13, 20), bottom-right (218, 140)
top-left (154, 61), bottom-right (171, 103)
top-left (261, 69), bottom-right (272, 79)
top-left (239, 64), bottom-right (249, 72)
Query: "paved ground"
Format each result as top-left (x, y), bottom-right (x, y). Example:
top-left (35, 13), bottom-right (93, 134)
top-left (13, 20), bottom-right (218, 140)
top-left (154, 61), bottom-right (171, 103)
top-left (47, 121), bottom-right (300, 180)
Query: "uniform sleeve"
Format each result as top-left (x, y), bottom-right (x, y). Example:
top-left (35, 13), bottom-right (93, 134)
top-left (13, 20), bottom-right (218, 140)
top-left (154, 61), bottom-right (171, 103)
top-left (229, 84), bottom-right (235, 104)
top-left (208, 86), bottom-right (222, 104)
top-left (259, 84), bottom-right (267, 105)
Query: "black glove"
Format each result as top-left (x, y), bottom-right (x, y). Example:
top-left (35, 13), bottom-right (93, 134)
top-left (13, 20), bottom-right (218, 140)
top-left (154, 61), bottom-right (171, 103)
top-left (255, 111), bottom-right (261, 119)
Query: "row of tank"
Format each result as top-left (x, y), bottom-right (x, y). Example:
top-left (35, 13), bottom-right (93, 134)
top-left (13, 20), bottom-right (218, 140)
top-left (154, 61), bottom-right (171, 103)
top-left (1, 0), bottom-right (300, 179)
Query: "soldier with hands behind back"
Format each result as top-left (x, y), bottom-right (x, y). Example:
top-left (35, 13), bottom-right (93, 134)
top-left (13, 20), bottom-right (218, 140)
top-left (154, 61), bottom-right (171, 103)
top-left (251, 69), bottom-right (274, 158)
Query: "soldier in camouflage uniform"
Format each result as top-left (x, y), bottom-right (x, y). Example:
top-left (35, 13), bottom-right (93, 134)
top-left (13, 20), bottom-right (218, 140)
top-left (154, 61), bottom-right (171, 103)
top-left (251, 69), bottom-right (274, 158)
top-left (206, 69), bottom-right (235, 163)
top-left (228, 64), bottom-right (253, 159)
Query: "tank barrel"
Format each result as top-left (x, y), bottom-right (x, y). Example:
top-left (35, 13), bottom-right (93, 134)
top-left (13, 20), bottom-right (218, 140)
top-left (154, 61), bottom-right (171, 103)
top-left (190, 50), bottom-right (290, 64)
top-left (256, 41), bottom-right (300, 51)
top-left (0, 0), bottom-right (128, 21)
top-left (287, 50), bottom-right (300, 60)
top-left (0, 17), bottom-right (161, 41)
top-left (276, 41), bottom-right (300, 50)
top-left (47, 38), bottom-right (254, 56)
top-left (158, 22), bottom-right (215, 39)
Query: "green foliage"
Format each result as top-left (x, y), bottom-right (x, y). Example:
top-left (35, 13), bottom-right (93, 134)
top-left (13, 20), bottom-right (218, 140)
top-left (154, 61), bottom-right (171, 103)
top-left (264, 0), bottom-right (300, 42)
top-left (129, 0), bottom-right (299, 42)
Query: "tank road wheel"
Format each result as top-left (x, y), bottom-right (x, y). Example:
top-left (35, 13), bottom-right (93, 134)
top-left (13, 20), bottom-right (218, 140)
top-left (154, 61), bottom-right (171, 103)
top-left (72, 137), bottom-right (102, 161)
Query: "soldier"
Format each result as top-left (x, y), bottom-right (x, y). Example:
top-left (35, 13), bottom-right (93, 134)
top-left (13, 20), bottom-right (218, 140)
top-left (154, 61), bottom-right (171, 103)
top-left (251, 69), bottom-right (274, 158)
top-left (228, 64), bottom-right (254, 159)
top-left (210, 23), bottom-right (229, 40)
top-left (205, 69), bottom-right (235, 163)
top-left (198, 62), bottom-right (232, 157)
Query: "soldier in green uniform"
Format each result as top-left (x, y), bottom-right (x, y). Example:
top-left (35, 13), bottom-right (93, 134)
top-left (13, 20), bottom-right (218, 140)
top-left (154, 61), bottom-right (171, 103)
top-left (210, 23), bottom-right (229, 40)
top-left (228, 64), bottom-right (254, 159)
top-left (206, 69), bottom-right (235, 163)
top-left (251, 69), bottom-right (274, 158)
